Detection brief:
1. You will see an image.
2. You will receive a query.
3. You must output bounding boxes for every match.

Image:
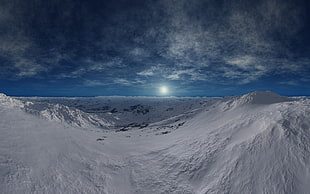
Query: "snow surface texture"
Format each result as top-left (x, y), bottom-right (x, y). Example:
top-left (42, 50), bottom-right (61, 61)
top-left (24, 101), bottom-right (113, 129)
top-left (4, 95), bottom-right (113, 130)
top-left (1, 91), bottom-right (310, 194)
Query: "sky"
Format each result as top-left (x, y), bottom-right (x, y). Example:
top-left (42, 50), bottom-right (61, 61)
top-left (0, 0), bottom-right (309, 97)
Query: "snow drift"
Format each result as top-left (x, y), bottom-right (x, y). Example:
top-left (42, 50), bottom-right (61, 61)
top-left (1, 92), bottom-right (309, 194)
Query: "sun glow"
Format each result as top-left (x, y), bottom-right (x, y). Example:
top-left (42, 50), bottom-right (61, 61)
top-left (160, 86), bottom-right (169, 95)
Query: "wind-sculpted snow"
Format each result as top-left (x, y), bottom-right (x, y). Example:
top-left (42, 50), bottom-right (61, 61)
top-left (0, 93), bottom-right (26, 108)
top-left (222, 91), bottom-right (293, 111)
top-left (237, 91), bottom-right (292, 105)
top-left (24, 102), bottom-right (113, 129)
top-left (0, 94), bottom-right (113, 129)
top-left (1, 92), bottom-right (310, 194)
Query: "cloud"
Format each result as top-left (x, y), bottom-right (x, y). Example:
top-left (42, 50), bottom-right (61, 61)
top-left (114, 78), bottom-right (145, 86)
top-left (157, 0), bottom-right (308, 65)
top-left (136, 65), bottom-right (165, 76)
top-left (114, 78), bottom-right (131, 86)
top-left (0, 34), bottom-right (47, 79)
top-left (129, 47), bottom-right (149, 57)
top-left (137, 70), bottom-right (155, 76)
top-left (166, 69), bottom-right (207, 81)
top-left (58, 58), bottom-right (124, 79)
top-left (83, 80), bottom-right (108, 87)
top-left (226, 56), bottom-right (256, 70)
top-left (222, 56), bottom-right (310, 84)
top-left (221, 57), bottom-right (267, 84)
top-left (84, 77), bottom-right (146, 87)
top-left (278, 80), bottom-right (299, 86)
top-left (137, 63), bottom-right (211, 82)
top-left (158, 0), bottom-right (216, 63)
top-left (222, 56), bottom-right (269, 83)
top-left (135, 55), bottom-right (309, 85)
top-left (15, 60), bottom-right (46, 78)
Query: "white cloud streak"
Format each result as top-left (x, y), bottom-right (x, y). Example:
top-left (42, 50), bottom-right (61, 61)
top-left (114, 78), bottom-right (145, 86)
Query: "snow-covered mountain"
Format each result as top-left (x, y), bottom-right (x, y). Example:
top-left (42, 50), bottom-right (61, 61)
top-left (1, 91), bottom-right (310, 193)
top-left (232, 90), bottom-right (292, 106)
top-left (2, 93), bottom-right (113, 129)
top-left (18, 96), bottom-right (210, 127)
top-left (24, 102), bottom-right (113, 129)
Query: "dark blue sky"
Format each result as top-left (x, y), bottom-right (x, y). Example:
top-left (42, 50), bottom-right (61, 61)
top-left (0, 0), bottom-right (309, 96)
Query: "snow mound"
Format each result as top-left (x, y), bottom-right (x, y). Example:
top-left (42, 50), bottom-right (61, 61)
top-left (238, 91), bottom-right (291, 105)
top-left (223, 91), bottom-right (293, 110)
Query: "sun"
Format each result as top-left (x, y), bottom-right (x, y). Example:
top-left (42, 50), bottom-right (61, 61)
top-left (160, 86), bottom-right (169, 95)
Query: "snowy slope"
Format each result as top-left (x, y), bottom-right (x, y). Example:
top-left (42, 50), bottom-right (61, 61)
top-left (127, 92), bottom-right (310, 193)
top-left (19, 96), bottom-right (209, 127)
top-left (0, 95), bottom-right (122, 193)
top-left (23, 101), bottom-right (113, 129)
top-left (1, 92), bottom-right (310, 194)
top-left (7, 94), bottom-right (113, 129)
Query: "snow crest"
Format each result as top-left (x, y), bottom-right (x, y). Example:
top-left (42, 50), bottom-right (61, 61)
top-left (25, 102), bottom-right (114, 129)
top-left (0, 93), bottom-right (113, 129)
top-left (222, 91), bottom-right (293, 111)
top-left (238, 91), bottom-right (291, 105)
top-left (0, 93), bottom-right (24, 108)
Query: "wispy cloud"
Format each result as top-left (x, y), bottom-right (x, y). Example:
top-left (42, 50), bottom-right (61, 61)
top-left (58, 58), bottom-right (124, 79)
top-left (83, 80), bottom-right (108, 87)
top-left (226, 56), bottom-right (256, 70)
top-left (166, 69), bottom-right (207, 81)
top-left (221, 56), bottom-right (269, 84)
top-left (278, 80), bottom-right (299, 86)
top-left (114, 78), bottom-right (145, 86)
top-left (15, 60), bottom-right (45, 77)
top-left (129, 47), bottom-right (150, 58)
top-left (136, 65), bottom-right (166, 76)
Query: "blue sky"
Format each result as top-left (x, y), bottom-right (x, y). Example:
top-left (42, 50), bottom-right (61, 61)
top-left (0, 0), bottom-right (309, 96)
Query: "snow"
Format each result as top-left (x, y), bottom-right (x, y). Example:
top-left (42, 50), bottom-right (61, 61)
top-left (18, 96), bottom-right (209, 127)
top-left (1, 91), bottom-right (310, 193)
top-left (24, 102), bottom-right (113, 129)
top-left (237, 91), bottom-right (292, 105)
